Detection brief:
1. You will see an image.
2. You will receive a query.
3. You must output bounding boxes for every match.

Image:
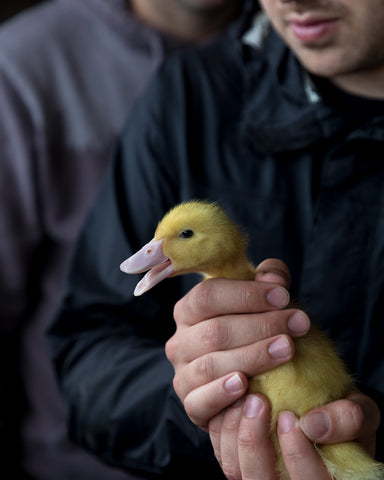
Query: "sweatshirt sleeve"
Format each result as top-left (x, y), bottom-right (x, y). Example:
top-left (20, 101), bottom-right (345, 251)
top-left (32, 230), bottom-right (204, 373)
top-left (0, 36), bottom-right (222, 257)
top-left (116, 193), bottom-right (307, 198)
top-left (48, 67), bottom-right (225, 479)
top-left (0, 52), bottom-right (56, 469)
top-left (0, 60), bottom-right (42, 328)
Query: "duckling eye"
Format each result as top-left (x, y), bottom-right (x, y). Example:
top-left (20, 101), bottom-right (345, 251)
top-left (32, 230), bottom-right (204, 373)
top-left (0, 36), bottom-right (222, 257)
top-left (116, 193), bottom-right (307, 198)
top-left (179, 229), bottom-right (194, 239)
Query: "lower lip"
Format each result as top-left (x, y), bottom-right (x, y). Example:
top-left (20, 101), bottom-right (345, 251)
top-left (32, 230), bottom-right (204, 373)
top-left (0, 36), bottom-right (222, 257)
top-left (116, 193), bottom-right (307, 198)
top-left (290, 19), bottom-right (337, 43)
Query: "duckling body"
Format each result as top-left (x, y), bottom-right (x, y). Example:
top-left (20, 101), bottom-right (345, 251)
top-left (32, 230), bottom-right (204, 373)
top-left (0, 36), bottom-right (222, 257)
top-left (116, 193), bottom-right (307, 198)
top-left (120, 200), bottom-right (384, 480)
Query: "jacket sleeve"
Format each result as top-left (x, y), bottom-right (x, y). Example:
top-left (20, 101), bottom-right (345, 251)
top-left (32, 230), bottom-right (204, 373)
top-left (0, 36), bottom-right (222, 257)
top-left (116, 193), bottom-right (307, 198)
top-left (48, 67), bottom-right (225, 479)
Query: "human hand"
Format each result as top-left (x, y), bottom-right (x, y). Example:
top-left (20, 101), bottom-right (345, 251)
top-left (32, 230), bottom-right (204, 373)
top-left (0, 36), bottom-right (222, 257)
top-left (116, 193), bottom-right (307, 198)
top-left (212, 389), bottom-right (381, 480)
top-left (165, 259), bottom-right (310, 431)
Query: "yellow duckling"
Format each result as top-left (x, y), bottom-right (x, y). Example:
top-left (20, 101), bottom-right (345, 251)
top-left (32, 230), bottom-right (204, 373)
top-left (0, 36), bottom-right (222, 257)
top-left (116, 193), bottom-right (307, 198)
top-left (120, 200), bottom-right (384, 480)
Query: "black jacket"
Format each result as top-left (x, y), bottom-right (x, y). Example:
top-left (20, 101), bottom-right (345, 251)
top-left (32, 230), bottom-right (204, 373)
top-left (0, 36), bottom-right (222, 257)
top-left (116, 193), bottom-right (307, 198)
top-left (49, 15), bottom-right (384, 479)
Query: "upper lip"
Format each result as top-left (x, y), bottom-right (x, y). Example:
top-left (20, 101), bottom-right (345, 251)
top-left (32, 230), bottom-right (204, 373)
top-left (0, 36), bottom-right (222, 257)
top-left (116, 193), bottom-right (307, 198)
top-left (288, 13), bottom-right (338, 26)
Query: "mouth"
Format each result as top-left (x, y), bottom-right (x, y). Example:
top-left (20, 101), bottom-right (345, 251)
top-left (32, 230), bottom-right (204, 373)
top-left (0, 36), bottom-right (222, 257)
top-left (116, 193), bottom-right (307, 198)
top-left (120, 238), bottom-right (175, 296)
top-left (132, 258), bottom-right (174, 296)
top-left (288, 14), bottom-right (339, 44)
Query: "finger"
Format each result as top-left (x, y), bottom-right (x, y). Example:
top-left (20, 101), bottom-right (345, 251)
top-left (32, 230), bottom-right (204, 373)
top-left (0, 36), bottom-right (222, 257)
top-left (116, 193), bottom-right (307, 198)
top-left (299, 391), bottom-right (381, 455)
top-left (218, 399), bottom-right (245, 480)
top-left (278, 412), bottom-right (331, 480)
top-left (255, 258), bottom-right (292, 289)
top-left (183, 372), bottom-right (248, 430)
top-left (173, 278), bottom-right (290, 326)
top-left (176, 334), bottom-right (295, 400)
top-left (237, 395), bottom-right (278, 480)
top-left (167, 308), bottom-right (309, 363)
top-left (209, 408), bottom-right (227, 467)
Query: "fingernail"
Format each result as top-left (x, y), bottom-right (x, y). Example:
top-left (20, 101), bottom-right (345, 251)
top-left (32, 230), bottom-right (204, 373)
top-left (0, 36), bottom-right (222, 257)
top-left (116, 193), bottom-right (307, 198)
top-left (224, 374), bottom-right (244, 394)
top-left (278, 412), bottom-right (297, 433)
top-left (245, 395), bottom-right (263, 418)
top-left (268, 336), bottom-right (291, 359)
top-left (288, 311), bottom-right (310, 335)
top-left (267, 287), bottom-right (290, 308)
top-left (300, 411), bottom-right (329, 440)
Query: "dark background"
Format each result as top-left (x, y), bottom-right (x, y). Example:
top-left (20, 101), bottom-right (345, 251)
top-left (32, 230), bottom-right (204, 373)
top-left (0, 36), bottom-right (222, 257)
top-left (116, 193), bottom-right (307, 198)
top-left (0, 0), bottom-right (42, 23)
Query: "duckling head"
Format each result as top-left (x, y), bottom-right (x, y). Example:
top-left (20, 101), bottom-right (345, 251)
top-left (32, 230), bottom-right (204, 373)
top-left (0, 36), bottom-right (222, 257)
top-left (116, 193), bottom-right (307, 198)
top-left (120, 201), bottom-right (253, 296)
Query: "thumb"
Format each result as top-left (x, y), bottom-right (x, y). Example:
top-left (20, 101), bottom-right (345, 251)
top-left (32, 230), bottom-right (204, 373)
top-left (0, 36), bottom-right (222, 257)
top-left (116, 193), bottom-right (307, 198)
top-left (299, 391), bottom-right (381, 456)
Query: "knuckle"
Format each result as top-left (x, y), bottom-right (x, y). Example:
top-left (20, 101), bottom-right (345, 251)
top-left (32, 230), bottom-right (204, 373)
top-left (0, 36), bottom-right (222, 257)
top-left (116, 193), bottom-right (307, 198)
top-left (202, 317), bottom-right (229, 351)
top-left (221, 415), bottom-right (240, 435)
top-left (349, 401), bottom-right (365, 432)
top-left (189, 280), bottom-right (218, 316)
top-left (258, 311), bottom-right (282, 339)
top-left (193, 352), bottom-right (216, 384)
top-left (173, 298), bottom-right (184, 323)
top-left (183, 393), bottom-right (195, 420)
top-left (283, 444), bottom-right (307, 463)
top-left (172, 374), bottom-right (183, 397)
top-left (165, 336), bottom-right (178, 363)
top-left (348, 391), bottom-right (382, 436)
top-left (238, 430), bottom-right (256, 451)
top-left (173, 294), bottom-right (196, 325)
top-left (173, 281), bottom-right (215, 324)
top-left (221, 462), bottom-right (240, 480)
top-left (238, 282), bottom-right (258, 311)
top-left (338, 399), bottom-right (365, 434)
top-left (174, 282), bottom-right (211, 323)
top-left (256, 318), bottom-right (270, 340)
top-left (208, 417), bottom-right (223, 438)
top-left (241, 343), bottom-right (269, 374)
top-left (183, 394), bottom-right (208, 430)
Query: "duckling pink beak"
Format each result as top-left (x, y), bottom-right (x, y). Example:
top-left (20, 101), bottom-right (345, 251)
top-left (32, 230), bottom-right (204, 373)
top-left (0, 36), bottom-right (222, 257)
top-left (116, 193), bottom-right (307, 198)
top-left (120, 238), bottom-right (174, 296)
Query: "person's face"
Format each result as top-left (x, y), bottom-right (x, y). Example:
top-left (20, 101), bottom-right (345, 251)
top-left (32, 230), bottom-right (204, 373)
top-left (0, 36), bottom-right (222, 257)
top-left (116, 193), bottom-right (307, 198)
top-left (259, 0), bottom-right (384, 81)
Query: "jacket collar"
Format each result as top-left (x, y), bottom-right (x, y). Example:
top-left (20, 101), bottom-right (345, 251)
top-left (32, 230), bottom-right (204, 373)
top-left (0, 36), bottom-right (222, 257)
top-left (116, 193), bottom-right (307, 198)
top-left (239, 14), bottom-right (384, 154)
